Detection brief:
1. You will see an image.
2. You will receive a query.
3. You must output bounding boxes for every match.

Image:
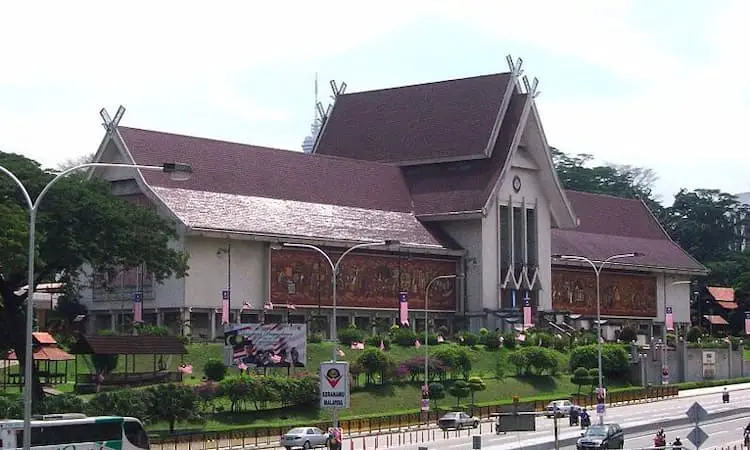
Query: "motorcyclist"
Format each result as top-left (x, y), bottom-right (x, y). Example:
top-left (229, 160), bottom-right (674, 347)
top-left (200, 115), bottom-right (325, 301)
top-left (672, 437), bottom-right (682, 449)
top-left (579, 408), bottom-right (590, 429)
top-left (654, 429), bottom-right (666, 448)
top-left (569, 406), bottom-right (580, 426)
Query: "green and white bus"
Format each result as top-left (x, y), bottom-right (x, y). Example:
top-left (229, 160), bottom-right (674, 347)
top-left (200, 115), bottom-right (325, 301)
top-left (0, 414), bottom-right (150, 450)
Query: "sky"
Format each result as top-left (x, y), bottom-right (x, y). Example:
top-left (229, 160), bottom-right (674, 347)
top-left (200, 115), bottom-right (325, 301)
top-left (1, 1), bottom-right (749, 205)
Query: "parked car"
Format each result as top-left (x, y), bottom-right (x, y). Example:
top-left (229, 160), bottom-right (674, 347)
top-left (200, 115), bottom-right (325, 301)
top-left (546, 399), bottom-right (581, 418)
top-left (438, 412), bottom-right (479, 430)
top-left (576, 423), bottom-right (624, 449)
top-left (280, 427), bottom-right (329, 450)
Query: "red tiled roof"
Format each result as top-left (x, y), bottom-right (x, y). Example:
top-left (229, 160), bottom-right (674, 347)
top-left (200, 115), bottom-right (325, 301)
top-left (563, 191), bottom-right (667, 239)
top-left (707, 286), bottom-right (734, 302)
top-left (315, 73), bottom-right (513, 165)
top-left (703, 315), bottom-right (728, 325)
top-left (403, 89), bottom-right (526, 216)
top-left (118, 127), bottom-right (414, 213)
top-left (716, 301), bottom-right (738, 310)
top-left (32, 332), bottom-right (57, 345)
top-left (6, 347), bottom-right (74, 361)
top-left (552, 191), bottom-right (706, 273)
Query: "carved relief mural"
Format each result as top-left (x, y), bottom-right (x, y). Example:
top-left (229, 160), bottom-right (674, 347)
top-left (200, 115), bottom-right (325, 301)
top-left (551, 269), bottom-right (657, 317)
top-left (271, 250), bottom-right (459, 310)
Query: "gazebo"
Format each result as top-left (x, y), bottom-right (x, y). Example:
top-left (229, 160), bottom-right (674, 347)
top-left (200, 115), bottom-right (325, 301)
top-left (69, 335), bottom-right (188, 393)
top-left (2, 332), bottom-right (75, 389)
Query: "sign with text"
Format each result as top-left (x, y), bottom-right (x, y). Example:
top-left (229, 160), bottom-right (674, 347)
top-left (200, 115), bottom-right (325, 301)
top-left (320, 361), bottom-right (350, 409)
top-left (224, 323), bottom-right (306, 368)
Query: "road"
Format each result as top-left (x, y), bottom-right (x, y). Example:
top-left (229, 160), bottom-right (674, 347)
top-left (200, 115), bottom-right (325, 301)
top-left (151, 383), bottom-right (750, 450)
top-left (332, 383), bottom-right (750, 450)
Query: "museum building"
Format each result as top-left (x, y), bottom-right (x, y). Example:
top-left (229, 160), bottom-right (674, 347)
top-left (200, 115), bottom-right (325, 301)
top-left (79, 65), bottom-right (707, 341)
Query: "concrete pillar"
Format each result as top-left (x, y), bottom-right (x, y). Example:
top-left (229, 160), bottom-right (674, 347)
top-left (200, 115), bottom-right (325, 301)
top-left (110, 312), bottom-right (117, 332)
top-left (210, 309), bottom-right (216, 340)
top-left (155, 309), bottom-right (163, 327)
top-left (181, 308), bottom-right (191, 336)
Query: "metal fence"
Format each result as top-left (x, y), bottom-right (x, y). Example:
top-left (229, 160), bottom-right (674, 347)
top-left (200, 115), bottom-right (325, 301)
top-left (150, 385), bottom-right (679, 448)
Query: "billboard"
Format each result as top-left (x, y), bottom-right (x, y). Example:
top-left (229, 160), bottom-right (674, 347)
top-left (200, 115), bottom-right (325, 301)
top-left (223, 323), bottom-right (307, 368)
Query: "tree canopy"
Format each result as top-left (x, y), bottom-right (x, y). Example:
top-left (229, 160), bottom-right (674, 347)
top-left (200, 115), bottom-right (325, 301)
top-left (0, 150), bottom-right (189, 408)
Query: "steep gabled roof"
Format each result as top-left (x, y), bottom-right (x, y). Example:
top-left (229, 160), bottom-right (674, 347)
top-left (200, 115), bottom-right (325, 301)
top-left (314, 73), bottom-right (513, 165)
top-left (552, 190), bottom-right (707, 273)
top-left (117, 127), bottom-right (414, 213)
top-left (402, 89), bottom-right (527, 216)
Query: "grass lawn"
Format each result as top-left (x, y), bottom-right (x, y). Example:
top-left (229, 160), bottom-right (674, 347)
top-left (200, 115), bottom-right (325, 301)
top-left (2, 341), bottom-right (582, 433)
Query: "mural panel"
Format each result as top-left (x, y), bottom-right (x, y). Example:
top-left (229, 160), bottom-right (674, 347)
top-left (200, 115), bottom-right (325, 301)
top-left (551, 268), bottom-right (657, 317)
top-left (271, 250), bottom-right (459, 310)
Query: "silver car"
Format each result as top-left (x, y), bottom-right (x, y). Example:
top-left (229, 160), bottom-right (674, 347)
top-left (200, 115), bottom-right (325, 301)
top-left (438, 412), bottom-right (479, 430)
top-left (280, 427), bottom-right (329, 450)
top-left (546, 400), bottom-right (581, 418)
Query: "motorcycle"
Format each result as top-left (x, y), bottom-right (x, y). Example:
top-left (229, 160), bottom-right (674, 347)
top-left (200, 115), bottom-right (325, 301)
top-left (654, 432), bottom-right (666, 448)
top-left (723, 390), bottom-right (730, 403)
top-left (580, 413), bottom-right (591, 429)
top-left (672, 438), bottom-right (683, 449)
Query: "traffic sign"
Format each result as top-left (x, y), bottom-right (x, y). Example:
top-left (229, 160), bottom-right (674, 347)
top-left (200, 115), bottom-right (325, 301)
top-left (596, 403), bottom-right (605, 415)
top-left (320, 362), bottom-right (350, 409)
top-left (687, 425), bottom-right (708, 448)
top-left (686, 402), bottom-right (708, 423)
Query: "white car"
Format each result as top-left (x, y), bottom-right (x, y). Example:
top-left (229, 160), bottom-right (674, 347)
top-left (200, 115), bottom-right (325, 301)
top-left (280, 427), bottom-right (329, 450)
top-left (546, 400), bottom-right (581, 418)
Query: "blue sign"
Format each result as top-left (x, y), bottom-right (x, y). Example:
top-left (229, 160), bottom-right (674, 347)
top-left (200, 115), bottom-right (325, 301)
top-left (398, 291), bottom-right (408, 303)
top-left (596, 403), bottom-right (605, 415)
top-left (222, 290), bottom-right (230, 300)
top-left (133, 292), bottom-right (143, 303)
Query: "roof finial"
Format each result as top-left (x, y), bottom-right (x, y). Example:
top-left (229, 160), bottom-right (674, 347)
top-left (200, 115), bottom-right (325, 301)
top-left (522, 75), bottom-right (541, 98)
top-left (506, 55), bottom-right (524, 78)
top-left (99, 105), bottom-right (125, 132)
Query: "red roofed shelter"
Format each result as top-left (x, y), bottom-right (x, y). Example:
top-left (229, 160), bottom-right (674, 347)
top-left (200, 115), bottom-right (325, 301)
top-left (2, 332), bottom-right (74, 388)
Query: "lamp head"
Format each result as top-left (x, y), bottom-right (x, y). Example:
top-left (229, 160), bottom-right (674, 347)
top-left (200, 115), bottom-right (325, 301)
top-left (383, 239), bottom-right (400, 246)
top-left (162, 162), bottom-right (193, 181)
top-left (269, 243), bottom-right (284, 251)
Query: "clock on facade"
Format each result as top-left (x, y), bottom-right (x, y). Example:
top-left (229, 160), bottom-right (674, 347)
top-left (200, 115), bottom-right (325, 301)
top-left (512, 175), bottom-right (522, 193)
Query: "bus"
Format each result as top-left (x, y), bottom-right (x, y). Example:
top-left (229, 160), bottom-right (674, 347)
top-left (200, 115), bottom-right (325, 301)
top-left (0, 414), bottom-right (150, 450)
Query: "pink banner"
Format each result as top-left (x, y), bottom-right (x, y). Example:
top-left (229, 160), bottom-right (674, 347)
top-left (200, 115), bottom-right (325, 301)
top-left (221, 298), bottom-right (229, 324)
top-left (398, 292), bottom-right (409, 326)
top-left (665, 306), bottom-right (674, 332)
top-left (133, 300), bottom-right (143, 324)
top-left (522, 296), bottom-right (532, 329)
top-left (745, 311), bottom-right (750, 335)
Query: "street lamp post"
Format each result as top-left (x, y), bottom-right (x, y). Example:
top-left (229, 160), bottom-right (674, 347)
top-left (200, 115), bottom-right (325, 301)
top-left (553, 252), bottom-right (641, 424)
top-left (0, 161), bottom-right (192, 450)
top-left (271, 239), bottom-right (399, 429)
top-left (423, 274), bottom-right (460, 399)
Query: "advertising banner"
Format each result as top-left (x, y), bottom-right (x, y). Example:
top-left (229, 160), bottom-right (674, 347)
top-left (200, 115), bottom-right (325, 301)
top-left (224, 323), bottom-right (306, 368)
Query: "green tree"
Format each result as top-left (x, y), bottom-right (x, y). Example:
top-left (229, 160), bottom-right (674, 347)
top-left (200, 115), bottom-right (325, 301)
top-left (664, 189), bottom-right (749, 262)
top-left (570, 367), bottom-right (591, 397)
top-left (356, 348), bottom-right (391, 385)
top-left (551, 148), bottom-right (662, 214)
top-left (569, 344), bottom-right (628, 377)
top-left (428, 382), bottom-right (446, 410)
top-left (447, 380), bottom-right (471, 408)
top-left (0, 151), bottom-right (190, 410)
top-left (146, 383), bottom-right (201, 434)
top-left (467, 376), bottom-right (486, 405)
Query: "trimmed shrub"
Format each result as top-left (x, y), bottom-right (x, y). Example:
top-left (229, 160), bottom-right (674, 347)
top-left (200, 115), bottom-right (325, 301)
top-left (337, 327), bottom-right (367, 345)
top-left (204, 358), bottom-right (228, 381)
top-left (391, 327), bottom-right (418, 347)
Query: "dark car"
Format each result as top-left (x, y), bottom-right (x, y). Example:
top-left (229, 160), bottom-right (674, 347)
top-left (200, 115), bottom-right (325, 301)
top-left (576, 423), bottom-right (624, 449)
top-left (438, 412), bottom-right (479, 430)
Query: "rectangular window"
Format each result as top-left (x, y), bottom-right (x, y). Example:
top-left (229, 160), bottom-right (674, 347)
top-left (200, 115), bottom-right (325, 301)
top-left (24, 422), bottom-right (123, 447)
top-left (499, 205), bottom-right (511, 268)
top-left (527, 208), bottom-right (538, 266)
top-left (264, 314), bottom-right (282, 324)
top-left (288, 314), bottom-right (306, 324)
top-left (513, 207), bottom-right (524, 266)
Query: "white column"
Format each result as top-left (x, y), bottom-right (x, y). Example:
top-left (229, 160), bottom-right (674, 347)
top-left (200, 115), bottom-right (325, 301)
top-left (155, 309), bottom-right (163, 327)
top-left (110, 312), bottom-right (117, 332)
top-left (181, 308), bottom-right (191, 336)
top-left (209, 309), bottom-right (216, 340)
